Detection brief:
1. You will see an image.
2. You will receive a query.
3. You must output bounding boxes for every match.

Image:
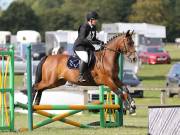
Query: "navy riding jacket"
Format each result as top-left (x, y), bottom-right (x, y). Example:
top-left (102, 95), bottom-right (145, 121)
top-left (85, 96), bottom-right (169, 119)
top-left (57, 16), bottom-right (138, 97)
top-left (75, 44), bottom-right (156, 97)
top-left (74, 23), bottom-right (101, 51)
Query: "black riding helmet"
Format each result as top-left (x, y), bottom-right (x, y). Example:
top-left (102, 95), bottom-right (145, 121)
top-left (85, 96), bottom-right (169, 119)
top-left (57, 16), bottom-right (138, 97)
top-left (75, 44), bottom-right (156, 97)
top-left (86, 11), bottom-right (99, 21)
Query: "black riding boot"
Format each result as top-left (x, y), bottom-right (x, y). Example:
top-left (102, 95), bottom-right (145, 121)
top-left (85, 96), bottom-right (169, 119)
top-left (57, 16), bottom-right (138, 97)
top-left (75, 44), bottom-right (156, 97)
top-left (78, 60), bottom-right (87, 82)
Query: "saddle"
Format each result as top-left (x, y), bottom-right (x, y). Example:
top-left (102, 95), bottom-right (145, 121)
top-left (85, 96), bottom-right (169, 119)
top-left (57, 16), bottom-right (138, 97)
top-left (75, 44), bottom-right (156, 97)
top-left (67, 51), bottom-right (96, 70)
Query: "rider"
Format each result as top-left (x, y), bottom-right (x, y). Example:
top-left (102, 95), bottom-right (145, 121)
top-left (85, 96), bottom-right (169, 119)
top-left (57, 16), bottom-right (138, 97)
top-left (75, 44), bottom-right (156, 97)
top-left (74, 11), bottom-right (104, 82)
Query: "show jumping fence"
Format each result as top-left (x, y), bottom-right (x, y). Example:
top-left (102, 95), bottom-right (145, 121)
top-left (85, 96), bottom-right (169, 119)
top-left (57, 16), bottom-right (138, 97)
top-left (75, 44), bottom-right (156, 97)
top-left (0, 46), bottom-right (14, 131)
top-left (15, 45), bottom-right (124, 131)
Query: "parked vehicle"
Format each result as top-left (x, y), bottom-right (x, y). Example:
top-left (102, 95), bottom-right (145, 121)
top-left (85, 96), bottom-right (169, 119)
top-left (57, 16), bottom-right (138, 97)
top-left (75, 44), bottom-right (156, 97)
top-left (123, 70), bottom-right (143, 98)
top-left (139, 46), bottom-right (171, 64)
top-left (0, 55), bottom-right (39, 74)
top-left (31, 43), bottom-right (46, 60)
top-left (17, 30), bottom-right (41, 44)
top-left (166, 62), bottom-right (180, 97)
top-left (0, 31), bottom-right (11, 45)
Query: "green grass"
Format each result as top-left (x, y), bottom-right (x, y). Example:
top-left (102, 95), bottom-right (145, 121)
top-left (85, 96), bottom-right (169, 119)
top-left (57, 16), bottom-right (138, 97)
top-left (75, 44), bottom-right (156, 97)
top-left (165, 44), bottom-right (180, 62)
top-left (1, 44), bottom-right (180, 134)
top-left (14, 75), bottom-right (24, 89)
top-left (0, 109), bottom-right (150, 135)
top-left (0, 95), bottom-right (180, 135)
top-left (138, 64), bottom-right (171, 87)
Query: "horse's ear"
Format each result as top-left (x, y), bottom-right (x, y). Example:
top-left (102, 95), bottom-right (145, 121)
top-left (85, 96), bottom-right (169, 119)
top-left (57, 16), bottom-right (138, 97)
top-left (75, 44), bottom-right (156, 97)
top-left (126, 30), bottom-right (131, 37)
top-left (131, 30), bottom-right (134, 36)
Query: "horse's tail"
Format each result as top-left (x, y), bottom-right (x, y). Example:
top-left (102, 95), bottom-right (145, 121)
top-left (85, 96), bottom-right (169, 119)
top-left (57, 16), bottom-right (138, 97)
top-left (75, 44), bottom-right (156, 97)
top-left (34, 56), bottom-right (48, 84)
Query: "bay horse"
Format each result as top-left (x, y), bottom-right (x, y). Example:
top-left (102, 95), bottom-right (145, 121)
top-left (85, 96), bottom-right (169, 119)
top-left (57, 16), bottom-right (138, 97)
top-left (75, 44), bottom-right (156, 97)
top-left (32, 30), bottom-right (137, 114)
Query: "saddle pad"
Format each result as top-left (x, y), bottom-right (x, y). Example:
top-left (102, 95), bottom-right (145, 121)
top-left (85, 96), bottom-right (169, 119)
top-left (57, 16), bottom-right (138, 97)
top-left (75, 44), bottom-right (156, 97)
top-left (67, 56), bottom-right (80, 69)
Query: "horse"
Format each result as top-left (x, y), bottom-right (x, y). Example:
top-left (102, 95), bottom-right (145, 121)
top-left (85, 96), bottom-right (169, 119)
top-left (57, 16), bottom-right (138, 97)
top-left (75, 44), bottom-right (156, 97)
top-left (32, 30), bottom-right (137, 114)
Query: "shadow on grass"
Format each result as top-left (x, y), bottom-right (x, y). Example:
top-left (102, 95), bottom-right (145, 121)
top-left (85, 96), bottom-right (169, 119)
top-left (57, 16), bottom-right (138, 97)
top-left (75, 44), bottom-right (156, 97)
top-left (144, 96), bottom-right (160, 99)
top-left (171, 58), bottom-right (180, 63)
top-left (35, 126), bottom-right (147, 132)
top-left (124, 125), bottom-right (147, 129)
top-left (140, 76), bottom-right (165, 81)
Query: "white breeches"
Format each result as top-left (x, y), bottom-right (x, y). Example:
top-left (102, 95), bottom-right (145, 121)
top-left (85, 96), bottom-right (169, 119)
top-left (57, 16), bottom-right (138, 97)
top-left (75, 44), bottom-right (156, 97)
top-left (75, 51), bottom-right (88, 63)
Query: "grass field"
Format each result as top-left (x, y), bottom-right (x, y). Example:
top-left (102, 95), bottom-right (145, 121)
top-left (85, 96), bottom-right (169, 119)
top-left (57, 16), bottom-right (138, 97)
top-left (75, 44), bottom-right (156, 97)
top-left (1, 44), bottom-right (180, 135)
top-left (0, 96), bottom-right (179, 135)
top-left (138, 44), bottom-right (180, 87)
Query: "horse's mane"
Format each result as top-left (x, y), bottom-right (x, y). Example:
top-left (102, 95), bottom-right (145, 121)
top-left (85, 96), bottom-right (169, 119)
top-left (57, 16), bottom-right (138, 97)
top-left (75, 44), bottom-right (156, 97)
top-left (105, 33), bottom-right (124, 46)
top-left (94, 33), bottom-right (124, 53)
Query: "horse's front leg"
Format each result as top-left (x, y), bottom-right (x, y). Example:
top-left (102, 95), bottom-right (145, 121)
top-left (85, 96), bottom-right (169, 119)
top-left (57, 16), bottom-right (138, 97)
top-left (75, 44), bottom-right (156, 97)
top-left (114, 78), bottom-right (136, 115)
top-left (101, 76), bottom-right (136, 115)
top-left (103, 77), bottom-right (123, 97)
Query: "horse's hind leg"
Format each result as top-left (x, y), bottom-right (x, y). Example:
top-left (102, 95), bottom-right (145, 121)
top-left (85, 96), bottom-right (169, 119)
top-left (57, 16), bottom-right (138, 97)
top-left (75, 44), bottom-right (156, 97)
top-left (32, 81), bottom-right (48, 105)
top-left (34, 91), bottom-right (42, 105)
top-left (33, 79), bottom-right (67, 105)
top-left (32, 85), bottom-right (38, 104)
top-left (32, 85), bottom-right (43, 105)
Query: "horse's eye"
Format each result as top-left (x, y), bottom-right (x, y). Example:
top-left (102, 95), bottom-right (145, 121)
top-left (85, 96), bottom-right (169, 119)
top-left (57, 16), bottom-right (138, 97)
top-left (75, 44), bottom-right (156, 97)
top-left (127, 40), bottom-right (131, 45)
top-left (128, 40), bottom-right (134, 46)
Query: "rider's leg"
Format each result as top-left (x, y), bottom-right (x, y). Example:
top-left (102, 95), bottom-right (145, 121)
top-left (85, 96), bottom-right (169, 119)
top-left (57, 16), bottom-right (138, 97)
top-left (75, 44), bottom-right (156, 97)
top-left (79, 60), bottom-right (87, 82)
top-left (75, 51), bottom-right (88, 82)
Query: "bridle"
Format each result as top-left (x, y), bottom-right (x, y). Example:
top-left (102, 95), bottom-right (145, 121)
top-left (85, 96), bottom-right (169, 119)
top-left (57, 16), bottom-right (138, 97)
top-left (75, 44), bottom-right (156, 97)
top-left (102, 36), bottom-right (136, 58)
top-left (96, 34), bottom-right (136, 70)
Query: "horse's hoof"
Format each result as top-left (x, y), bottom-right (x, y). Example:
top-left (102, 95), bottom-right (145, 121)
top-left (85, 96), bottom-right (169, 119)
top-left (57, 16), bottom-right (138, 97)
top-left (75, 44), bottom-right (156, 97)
top-left (130, 112), bottom-right (136, 116)
top-left (129, 108), bottom-right (136, 116)
top-left (65, 82), bottom-right (73, 86)
top-left (78, 80), bottom-right (86, 83)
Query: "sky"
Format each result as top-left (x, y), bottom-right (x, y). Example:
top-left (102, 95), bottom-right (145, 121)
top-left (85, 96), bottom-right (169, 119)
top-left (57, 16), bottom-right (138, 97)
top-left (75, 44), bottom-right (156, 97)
top-left (0, 0), bottom-right (13, 10)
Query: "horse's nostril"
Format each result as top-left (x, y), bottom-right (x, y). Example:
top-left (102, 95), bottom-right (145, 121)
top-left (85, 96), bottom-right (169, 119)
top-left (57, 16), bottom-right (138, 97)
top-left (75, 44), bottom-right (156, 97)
top-left (133, 57), bottom-right (137, 62)
top-left (134, 58), bottom-right (137, 62)
top-left (129, 59), bottom-right (132, 63)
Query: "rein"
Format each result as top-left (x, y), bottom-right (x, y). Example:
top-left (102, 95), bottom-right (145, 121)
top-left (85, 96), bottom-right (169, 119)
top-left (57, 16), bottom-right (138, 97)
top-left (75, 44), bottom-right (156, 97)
top-left (98, 38), bottom-right (128, 54)
top-left (95, 34), bottom-right (136, 71)
top-left (103, 46), bottom-right (122, 53)
top-left (97, 37), bottom-right (136, 63)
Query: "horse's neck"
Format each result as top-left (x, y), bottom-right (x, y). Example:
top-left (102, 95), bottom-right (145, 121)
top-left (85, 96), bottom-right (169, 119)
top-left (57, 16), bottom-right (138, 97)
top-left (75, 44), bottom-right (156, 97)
top-left (95, 37), bottom-right (124, 72)
top-left (96, 44), bottom-right (119, 66)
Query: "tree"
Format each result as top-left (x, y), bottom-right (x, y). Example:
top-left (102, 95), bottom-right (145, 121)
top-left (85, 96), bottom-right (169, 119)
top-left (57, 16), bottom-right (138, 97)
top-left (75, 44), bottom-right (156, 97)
top-left (0, 9), bottom-right (2, 16)
top-left (97, 0), bottom-right (134, 23)
top-left (17, 0), bottom-right (64, 15)
top-left (129, 0), bottom-right (165, 24)
top-left (10, 0), bottom-right (135, 32)
top-left (0, 1), bottom-right (41, 34)
top-left (129, 0), bottom-right (180, 42)
top-left (40, 9), bottom-right (75, 31)
top-left (60, 0), bottom-right (134, 30)
top-left (158, 0), bottom-right (180, 42)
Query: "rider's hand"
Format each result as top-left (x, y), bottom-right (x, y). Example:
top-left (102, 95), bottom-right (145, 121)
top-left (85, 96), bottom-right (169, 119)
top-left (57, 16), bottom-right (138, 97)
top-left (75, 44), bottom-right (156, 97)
top-left (100, 41), bottom-right (104, 45)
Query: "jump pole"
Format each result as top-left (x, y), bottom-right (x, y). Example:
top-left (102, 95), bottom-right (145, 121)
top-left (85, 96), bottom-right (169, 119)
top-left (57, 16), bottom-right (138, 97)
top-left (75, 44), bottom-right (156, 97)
top-left (17, 102), bottom-right (120, 110)
top-left (16, 101), bottom-right (120, 131)
top-left (26, 45), bottom-right (33, 131)
top-left (0, 46), bottom-right (14, 131)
